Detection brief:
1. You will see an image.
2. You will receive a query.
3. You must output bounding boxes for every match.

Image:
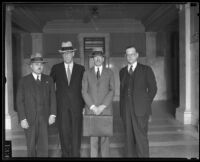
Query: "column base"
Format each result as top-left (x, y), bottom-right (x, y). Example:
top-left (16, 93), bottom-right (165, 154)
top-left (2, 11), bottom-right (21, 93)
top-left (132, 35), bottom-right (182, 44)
top-left (5, 115), bottom-right (11, 130)
top-left (176, 107), bottom-right (192, 124)
top-left (5, 112), bottom-right (22, 131)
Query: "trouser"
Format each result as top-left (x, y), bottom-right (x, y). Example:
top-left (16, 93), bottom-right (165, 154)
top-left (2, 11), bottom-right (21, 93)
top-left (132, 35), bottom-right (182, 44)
top-left (124, 97), bottom-right (149, 157)
top-left (90, 136), bottom-right (109, 157)
top-left (24, 115), bottom-right (48, 157)
top-left (58, 109), bottom-right (82, 157)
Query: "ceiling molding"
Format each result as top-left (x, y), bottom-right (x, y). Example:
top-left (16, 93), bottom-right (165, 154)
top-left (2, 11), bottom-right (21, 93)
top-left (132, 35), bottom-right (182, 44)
top-left (12, 7), bottom-right (43, 32)
top-left (144, 4), bottom-right (178, 32)
top-left (143, 4), bottom-right (177, 28)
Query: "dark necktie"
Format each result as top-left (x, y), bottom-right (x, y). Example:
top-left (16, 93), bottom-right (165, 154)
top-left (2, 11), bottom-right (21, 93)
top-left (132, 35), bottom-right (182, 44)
top-left (129, 65), bottom-right (133, 75)
top-left (97, 68), bottom-right (100, 80)
top-left (36, 75), bottom-right (40, 83)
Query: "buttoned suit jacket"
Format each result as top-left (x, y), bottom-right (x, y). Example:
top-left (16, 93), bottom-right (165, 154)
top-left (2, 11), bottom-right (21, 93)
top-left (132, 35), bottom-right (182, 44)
top-left (82, 67), bottom-right (115, 115)
top-left (50, 62), bottom-right (85, 116)
top-left (119, 63), bottom-right (157, 120)
top-left (16, 73), bottom-right (57, 126)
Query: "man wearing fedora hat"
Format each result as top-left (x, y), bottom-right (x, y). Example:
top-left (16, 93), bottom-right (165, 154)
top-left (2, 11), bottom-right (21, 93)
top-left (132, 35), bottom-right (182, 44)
top-left (50, 41), bottom-right (85, 157)
top-left (82, 47), bottom-right (115, 157)
top-left (119, 46), bottom-right (157, 157)
top-left (16, 53), bottom-right (57, 157)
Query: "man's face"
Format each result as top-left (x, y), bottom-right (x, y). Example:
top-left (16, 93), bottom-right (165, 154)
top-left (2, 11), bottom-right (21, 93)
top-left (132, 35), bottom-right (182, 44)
top-left (62, 51), bottom-right (74, 64)
top-left (125, 47), bottom-right (138, 64)
top-left (93, 55), bottom-right (104, 67)
top-left (30, 62), bottom-right (44, 75)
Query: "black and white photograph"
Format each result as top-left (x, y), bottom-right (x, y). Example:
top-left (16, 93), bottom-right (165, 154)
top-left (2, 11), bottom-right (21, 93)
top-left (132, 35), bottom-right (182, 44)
top-left (2, 1), bottom-right (199, 159)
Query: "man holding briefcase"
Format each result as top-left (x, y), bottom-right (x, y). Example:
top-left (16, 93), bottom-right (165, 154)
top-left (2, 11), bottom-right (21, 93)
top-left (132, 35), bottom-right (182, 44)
top-left (82, 47), bottom-right (115, 157)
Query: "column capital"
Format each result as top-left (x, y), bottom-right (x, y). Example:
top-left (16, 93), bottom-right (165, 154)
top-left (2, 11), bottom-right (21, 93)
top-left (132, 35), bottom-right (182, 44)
top-left (31, 33), bottom-right (43, 39)
top-left (6, 5), bottom-right (14, 12)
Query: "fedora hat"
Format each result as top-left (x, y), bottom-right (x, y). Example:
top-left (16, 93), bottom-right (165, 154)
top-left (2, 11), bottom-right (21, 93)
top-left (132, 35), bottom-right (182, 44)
top-left (58, 41), bottom-right (77, 53)
top-left (29, 53), bottom-right (47, 64)
top-left (90, 47), bottom-right (105, 57)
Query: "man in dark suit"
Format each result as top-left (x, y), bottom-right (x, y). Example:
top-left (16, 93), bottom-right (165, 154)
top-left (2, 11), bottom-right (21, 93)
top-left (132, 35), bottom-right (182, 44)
top-left (82, 47), bottom-right (115, 157)
top-left (50, 41), bottom-right (85, 157)
top-left (17, 53), bottom-right (56, 157)
top-left (119, 46), bottom-right (157, 157)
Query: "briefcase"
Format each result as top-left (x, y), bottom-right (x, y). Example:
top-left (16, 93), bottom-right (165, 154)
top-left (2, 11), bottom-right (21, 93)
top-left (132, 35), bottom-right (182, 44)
top-left (83, 115), bottom-right (113, 137)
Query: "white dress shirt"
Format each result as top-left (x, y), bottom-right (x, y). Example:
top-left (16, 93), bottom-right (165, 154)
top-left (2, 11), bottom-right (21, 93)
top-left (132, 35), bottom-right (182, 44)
top-left (32, 72), bottom-right (41, 81)
top-left (128, 61), bottom-right (137, 72)
top-left (94, 65), bottom-right (103, 76)
top-left (64, 62), bottom-right (74, 74)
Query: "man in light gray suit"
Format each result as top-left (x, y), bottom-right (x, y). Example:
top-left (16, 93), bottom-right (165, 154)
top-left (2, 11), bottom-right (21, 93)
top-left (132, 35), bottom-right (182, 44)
top-left (82, 47), bottom-right (115, 157)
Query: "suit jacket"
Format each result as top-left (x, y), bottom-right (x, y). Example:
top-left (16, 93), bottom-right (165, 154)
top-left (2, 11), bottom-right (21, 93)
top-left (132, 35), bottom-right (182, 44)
top-left (50, 62), bottom-right (85, 116)
top-left (82, 67), bottom-right (115, 115)
top-left (16, 73), bottom-right (56, 126)
top-left (119, 63), bottom-right (157, 118)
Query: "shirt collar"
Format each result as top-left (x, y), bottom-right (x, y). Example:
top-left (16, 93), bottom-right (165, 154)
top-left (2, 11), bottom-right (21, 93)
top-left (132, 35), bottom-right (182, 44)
top-left (64, 61), bottom-right (74, 70)
top-left (32, 72), bottom-right (41, 80)
top-left (94, 65), bottom-right (103, 74)
top-left (128, 61), bottom-right (137, 71)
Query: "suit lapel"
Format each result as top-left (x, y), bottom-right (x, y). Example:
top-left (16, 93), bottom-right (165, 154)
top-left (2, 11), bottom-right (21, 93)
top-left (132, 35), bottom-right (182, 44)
top-left (69, 63), bottom-right (77, 86)
top-left (28, 74), bottom-right (37, 102)
top-left (61, 62), bottom-right (69, 85)
top-left (121, 66), bottom-right (128, 87)
top-left (90, 67), bottom-right (98, 82)
top-left (99, 67), bottom-right (106, 81)
top-left (133, 63), bottom-right (140, 87)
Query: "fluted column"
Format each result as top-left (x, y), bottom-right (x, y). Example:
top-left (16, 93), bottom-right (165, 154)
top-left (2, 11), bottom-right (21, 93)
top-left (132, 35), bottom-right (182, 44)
top-left (176, 3), bottom-right (197, 125)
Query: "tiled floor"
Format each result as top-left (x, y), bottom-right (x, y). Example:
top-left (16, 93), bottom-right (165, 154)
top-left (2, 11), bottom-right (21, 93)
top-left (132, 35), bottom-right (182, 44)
top-left (4, 101), bottom-right (199, 158)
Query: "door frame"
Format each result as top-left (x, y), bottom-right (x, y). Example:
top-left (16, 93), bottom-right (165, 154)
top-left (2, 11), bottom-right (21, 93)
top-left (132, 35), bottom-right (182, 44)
top-left (78, 33), bottom-right (110, 68)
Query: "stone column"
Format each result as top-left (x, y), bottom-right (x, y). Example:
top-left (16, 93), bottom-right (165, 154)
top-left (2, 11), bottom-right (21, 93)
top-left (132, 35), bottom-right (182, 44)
top-left (5, 5), bottom-right (17, 130)
top-left (146, 32), bottom-right (157, 58)
top-left (176, 3), bottom-right (196, 125)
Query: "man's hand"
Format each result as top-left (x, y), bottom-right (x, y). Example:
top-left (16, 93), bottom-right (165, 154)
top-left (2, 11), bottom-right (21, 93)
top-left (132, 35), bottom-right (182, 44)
top-left (148, 115), bottom-right (152, 122)
top-left (21, 119), bottom-right (29, 129)
top-left (82, 108), bottom-right (85, 115)
top-left (95, 105), bottom-right (106, 115)
top-left (49, 115), bottom-right (56, 125)
top-left (90, 105), bottom-right (98, 115)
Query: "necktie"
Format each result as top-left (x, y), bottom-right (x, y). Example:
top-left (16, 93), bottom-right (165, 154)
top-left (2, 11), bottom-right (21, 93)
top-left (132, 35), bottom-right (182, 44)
top-left (67, 65), bottom-right (71, 84)
top-left (129, 65), bottom-right (133, 75)
top-left (97, 68), bottom-right (100, 80)
top-left (36, 75), bottom-right (40, 83)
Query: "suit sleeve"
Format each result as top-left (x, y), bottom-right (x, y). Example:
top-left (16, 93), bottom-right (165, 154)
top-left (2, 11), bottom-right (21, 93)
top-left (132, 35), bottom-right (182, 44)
top-left (16, 78), bottom-right (26, 122)
top-left (102, 70), bottom-right (115, 107)
top-left (146, 66), bottom-right (157, 103)
top-left (81, 71), bottom-right (94, 108)
top-left (49, 77), bottom-right (57, 116)
top-left (50, 65), bottom-right (56, 83)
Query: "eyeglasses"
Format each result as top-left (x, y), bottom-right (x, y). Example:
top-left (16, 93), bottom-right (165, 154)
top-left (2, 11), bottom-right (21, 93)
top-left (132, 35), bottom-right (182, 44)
top-left (126, 53), bottom-right (137, 57)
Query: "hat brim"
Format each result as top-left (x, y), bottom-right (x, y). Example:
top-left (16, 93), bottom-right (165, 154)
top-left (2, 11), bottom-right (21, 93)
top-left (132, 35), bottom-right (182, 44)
top-left (58, 49), bottom-right (77, 53)
top-left (27, 61), bottom-right (48, 65)
top-left (90, 52), bottom-right (105, 58)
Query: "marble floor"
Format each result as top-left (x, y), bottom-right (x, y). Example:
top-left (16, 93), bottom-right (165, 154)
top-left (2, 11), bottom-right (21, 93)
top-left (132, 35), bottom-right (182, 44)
top-left (4, 101), bottom-right (199, 159)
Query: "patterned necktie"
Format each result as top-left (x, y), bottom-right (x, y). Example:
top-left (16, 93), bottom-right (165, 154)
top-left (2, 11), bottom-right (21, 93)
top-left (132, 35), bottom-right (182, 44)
top-left (129, 65), bottom-right (133, 75)
top-left (97, 68), bottom-right (100, 80)
top-left (67, 65), bottom-right (71, 84)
